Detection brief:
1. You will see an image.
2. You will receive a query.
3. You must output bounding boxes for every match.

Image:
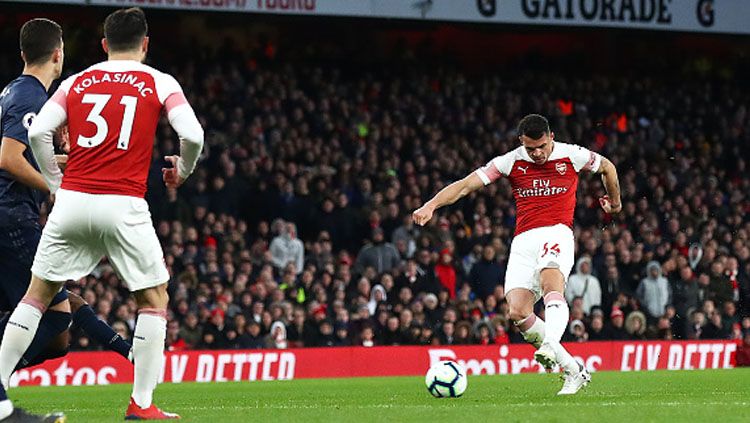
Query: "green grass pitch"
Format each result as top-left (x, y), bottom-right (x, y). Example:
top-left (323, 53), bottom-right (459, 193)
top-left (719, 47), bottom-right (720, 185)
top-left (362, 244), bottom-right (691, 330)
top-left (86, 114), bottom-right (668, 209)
top-left (10, 368), bottom-right (750, 422)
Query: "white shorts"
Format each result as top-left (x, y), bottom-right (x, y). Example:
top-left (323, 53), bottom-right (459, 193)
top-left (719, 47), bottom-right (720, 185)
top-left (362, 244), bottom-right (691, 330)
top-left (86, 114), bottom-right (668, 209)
top-left (504, 224), bottom-right (575, 301)
top-left (32, 189), bottom-right (169, 291)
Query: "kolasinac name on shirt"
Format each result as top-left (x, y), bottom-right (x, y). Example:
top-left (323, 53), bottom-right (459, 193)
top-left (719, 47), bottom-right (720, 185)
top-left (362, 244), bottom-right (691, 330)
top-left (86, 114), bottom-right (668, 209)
top-left (72, 73), bottom-right (154, 97)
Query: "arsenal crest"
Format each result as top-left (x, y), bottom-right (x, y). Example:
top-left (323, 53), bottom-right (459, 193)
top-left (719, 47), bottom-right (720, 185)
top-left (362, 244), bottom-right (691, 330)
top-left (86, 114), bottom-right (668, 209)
top-left (556, 162), bottom-right (567, 175)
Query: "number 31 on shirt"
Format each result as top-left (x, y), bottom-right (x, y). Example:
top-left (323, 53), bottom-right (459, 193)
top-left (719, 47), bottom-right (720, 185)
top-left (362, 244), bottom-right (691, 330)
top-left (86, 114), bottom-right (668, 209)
top-left (78, 93), bottom-right (137, 150)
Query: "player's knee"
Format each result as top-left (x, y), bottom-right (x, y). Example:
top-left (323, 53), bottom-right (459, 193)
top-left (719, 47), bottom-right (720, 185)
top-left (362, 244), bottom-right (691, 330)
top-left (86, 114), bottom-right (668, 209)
top-left (49, 298), bottom-right (71, 313)
top-left (66, 291), bottom-right (87, 314)
top-left (509, 308), bottom-right (531, 324)
top-left (134, 283), bottom-right (169, 309)
top-left (25, 276), bottom-right (65, 306)
top-left (539, 268), bottom-right (565, 293)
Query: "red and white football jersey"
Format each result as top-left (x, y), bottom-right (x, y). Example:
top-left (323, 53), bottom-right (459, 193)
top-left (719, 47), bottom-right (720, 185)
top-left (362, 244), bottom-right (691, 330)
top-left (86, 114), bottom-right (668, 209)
top-left (49, 60), bottom-right (187, 198)
top-left (475, 142), bottom-right (601, 235)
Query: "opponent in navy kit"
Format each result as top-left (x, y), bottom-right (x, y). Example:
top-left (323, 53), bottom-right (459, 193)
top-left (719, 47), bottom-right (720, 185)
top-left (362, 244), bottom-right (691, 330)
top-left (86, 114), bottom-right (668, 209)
top-left (0, 18), bottom-right (136, 423)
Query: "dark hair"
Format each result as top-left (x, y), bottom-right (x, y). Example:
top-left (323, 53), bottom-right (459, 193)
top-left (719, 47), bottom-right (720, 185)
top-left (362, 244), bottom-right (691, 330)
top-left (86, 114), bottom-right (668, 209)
top-left (517, 114), bottom-right (550, 140)
top-left (19, 18), bottom-right (62, 66)
top-left (104, 7), bottom-right (148, 52)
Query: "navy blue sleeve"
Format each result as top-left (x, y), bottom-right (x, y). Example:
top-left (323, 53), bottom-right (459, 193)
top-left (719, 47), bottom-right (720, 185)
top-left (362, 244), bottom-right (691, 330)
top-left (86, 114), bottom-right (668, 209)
top-left (1, 93), bottom-right (46, 147)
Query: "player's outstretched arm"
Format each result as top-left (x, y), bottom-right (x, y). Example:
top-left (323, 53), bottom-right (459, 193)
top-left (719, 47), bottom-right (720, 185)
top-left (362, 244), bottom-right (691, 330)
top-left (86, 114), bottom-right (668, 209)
top-left (413, 172), bottom-right (484, 226)
top-left (596, 157), bottom-right (622, 214)
top-left (28, 99), bottom-right (67, 194)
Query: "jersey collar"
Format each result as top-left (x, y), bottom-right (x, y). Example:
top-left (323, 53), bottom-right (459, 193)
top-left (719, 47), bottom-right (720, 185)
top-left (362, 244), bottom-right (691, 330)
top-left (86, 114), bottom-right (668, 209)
top-left (19, 74), bottom-right (47, 93)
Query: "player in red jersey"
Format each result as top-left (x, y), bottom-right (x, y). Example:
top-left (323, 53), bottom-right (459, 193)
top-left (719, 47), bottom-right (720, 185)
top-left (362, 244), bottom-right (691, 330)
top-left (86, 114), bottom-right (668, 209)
top-left (413, 114), bottom-right (621, 395)
top-left (0, 8), bottom-right (203, 419)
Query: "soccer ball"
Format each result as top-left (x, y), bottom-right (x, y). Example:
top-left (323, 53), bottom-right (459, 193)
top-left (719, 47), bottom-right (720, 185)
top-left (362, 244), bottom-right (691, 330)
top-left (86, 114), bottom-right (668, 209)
top-left (425, 360), bottom-right (467, 398)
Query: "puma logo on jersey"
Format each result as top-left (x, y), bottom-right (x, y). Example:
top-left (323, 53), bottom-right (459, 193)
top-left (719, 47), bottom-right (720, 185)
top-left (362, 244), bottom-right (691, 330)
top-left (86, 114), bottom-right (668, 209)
top-left (518, 166), bottom-right (528, 174)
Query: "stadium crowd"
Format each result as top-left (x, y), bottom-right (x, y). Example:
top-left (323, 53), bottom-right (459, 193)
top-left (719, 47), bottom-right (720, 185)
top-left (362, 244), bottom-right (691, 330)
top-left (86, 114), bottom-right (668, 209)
top-left (2, 25), bottom-right (750, 353)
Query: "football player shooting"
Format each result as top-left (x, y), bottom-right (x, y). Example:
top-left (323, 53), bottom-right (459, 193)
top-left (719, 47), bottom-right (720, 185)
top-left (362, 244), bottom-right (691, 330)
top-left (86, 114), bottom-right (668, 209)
top-left (413, 114), bottom-right (621, 395)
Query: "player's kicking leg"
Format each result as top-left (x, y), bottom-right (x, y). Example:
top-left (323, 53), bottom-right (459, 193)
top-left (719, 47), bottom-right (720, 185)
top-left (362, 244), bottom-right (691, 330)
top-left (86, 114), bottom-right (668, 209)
top-left (124, 283), bottom-right (178, 420)
top-left (536, 268), bottom-right (591, 395)
top-left (507, 288), bottom-right (547, 350)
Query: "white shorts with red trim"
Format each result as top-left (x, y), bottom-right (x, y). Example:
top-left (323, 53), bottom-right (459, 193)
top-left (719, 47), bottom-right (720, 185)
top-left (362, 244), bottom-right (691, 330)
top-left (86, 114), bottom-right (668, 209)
top-left (504, 223), bottom-right (575, 301)
top-left (31, 189), bottom-right (169, 291)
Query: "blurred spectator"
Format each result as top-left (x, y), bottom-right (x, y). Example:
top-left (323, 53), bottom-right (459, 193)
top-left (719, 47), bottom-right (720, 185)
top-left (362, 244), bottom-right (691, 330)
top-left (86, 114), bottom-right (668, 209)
top-left (382, 316), bottom-right (404, 345)
top-left (392, 215), bottom-right (419, 259)
top-left (360, 326), bottom-right (376, 347)
top-left (422, 293), bottom-right (443, 327)
top-left (730, 323), bottom-right (743, 341)
top-left (455, 322), bottom-right (472, 344)
top-left (587, 313), bottom-right (607, 341)
top-left (473, 322), bottom-right (494, 345)
top-left (200, 309), bottom-right (228, 349)
top-left (686, 311), bottom-right (706, 340)
top-left (736, 333), bottom-right (750, 367)
top-left (414, 250), bottom-right (443, 295)
top-left (438, 321), bottom-right (456, 345)
top-left (654, 317), bottom-right (673, 340)
top-left (707, 260), bottom-right (733, 308)
top-left (469, 246), bottom-right (503, 300)
top-left (740, 264), bottom-right (750, 317)
top-left (566, 257), bottom-right (601, 315)
top-left (492, 317), bottom-right (510, 345)
top-left (267, 321), bottom-right (288, 349)
top-left (434, 249), bottom-right (457, 299)
top-left (566, 320), bottom-right (588, 342)
top-left (605, 308), bottom-right (629, 340)
top-left (637, 261), bottom-right (671, 321)
top-left (153, 188), bottom-right (193, 225)
top-left (600, 265), bottom-right (622, 314)
top-left (722, 302), bottom-right (740, 334)
top-left (317, 320), bottom-right (336, 347)
top-left (671, 266), bottom-right (699, 337)
top-left (702, 312), bottom-right (729, 339)
top-left (286, 307), bottom-right (307, 348)
top-left (238, 321), bottom-right (265, 349)
top-left (178, 313), bottom-right (202, 349)
top-left (269, 220), bottom-right (304, 275)
top-left (625, 311), bottom-right (648, 340)
top-left (396, 259), bottom-right (437, 299)
top-left (368, 285), bottom-right (387, 315)
top-left (355, 227), bottom-right (401, 274)
top-left (334, 323), bottom-right (351, 346)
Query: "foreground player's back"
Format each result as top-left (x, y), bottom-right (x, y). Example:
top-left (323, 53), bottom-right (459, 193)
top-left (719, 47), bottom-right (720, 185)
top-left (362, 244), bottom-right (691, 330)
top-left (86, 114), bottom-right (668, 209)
top-left (51, 60), bottom-right (181, 197)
